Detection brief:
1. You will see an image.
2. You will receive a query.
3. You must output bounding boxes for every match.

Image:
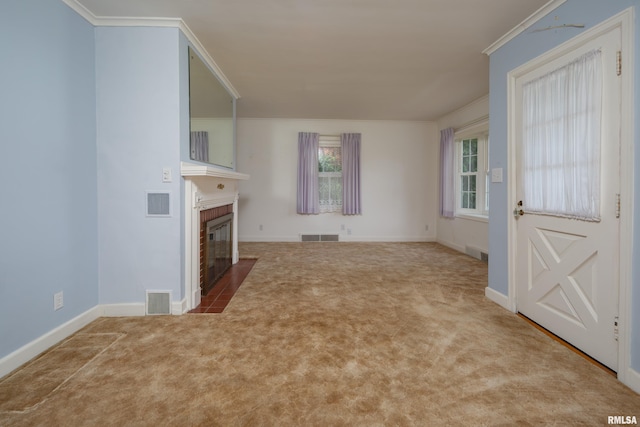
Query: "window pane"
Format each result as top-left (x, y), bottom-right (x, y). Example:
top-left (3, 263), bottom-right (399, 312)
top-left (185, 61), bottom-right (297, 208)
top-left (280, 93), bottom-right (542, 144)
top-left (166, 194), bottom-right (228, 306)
top-left (319, 147), bottom-right (342, 173)
top-left (331, 177), bottom-right (342, 203)
top-left (469, 192), bottom-right (476, 209)
top-left (470, 155), bottom-right (477, 172)
top-left (319, 177), bottom-right (330, 204)
top-left (461, 176), bottom-right (468, 191)
top-left (469, 175), bottom-right (476, 191)
top-left (462, 157), bottom-right (469, 173)
top-left (470, 139), bottom-right (478, 155)
top-left (462, 141), bottom-right (469, 155)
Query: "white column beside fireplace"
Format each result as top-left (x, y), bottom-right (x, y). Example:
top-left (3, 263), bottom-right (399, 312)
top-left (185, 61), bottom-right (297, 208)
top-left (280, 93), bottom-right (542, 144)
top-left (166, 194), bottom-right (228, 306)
top-left (181, 162), bottom-right (250, 311)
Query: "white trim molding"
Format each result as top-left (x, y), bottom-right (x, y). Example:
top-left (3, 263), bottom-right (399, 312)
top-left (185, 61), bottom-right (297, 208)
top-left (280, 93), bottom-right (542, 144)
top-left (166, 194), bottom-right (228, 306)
top-left (0, 306), bottom-right (102, 378)
top-left (623, 367), bottom-right (640, 395)
top-left (0, 300), bottom-right (186, 380)
top-left (101, 303), bottom-right (146, 317)
top-left (483, 0), bottom-right (567, 55)
top-left (485, 287), bottom-right (512, 312)
top-left (60, 0), bottom-right (240, 99)
top-left (181, 162), bottom-right (250, 181)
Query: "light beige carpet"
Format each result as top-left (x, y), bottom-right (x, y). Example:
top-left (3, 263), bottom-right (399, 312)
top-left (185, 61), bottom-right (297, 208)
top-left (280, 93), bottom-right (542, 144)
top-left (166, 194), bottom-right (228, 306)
top-left (1, 242), bottom-right (638, 426)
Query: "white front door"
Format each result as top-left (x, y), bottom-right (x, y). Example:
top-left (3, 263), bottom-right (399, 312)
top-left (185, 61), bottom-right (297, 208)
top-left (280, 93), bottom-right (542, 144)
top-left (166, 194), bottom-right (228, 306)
top-left (514, 27), bottom-right (621, 371)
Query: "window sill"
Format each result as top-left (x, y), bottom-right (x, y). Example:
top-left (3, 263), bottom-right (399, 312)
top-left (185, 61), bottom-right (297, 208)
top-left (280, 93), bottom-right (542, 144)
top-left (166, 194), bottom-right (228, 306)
top-left (455, 213), bottom-right (489, 223)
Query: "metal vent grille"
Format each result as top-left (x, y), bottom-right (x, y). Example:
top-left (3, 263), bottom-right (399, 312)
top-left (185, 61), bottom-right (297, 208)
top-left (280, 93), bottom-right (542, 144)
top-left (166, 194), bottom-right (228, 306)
top-left (147, 193), bottom-right (170, 216)
top-left (146, 291), bottom-right (171, 315)
top-left (300, 234), bottom-right (339, 242)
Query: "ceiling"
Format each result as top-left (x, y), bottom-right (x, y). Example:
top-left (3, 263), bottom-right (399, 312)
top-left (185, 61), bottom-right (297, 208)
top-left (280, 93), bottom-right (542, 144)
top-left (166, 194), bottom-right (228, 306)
top-left (75, 0), bottom-right (551, 121)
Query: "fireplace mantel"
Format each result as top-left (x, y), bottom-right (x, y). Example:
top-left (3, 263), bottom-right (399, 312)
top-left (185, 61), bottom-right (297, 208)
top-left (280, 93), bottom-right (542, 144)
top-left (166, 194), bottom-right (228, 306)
top-left (181, 162), bottom-right (250, 181)
top-left (182, 162), bottom-right (250, 311)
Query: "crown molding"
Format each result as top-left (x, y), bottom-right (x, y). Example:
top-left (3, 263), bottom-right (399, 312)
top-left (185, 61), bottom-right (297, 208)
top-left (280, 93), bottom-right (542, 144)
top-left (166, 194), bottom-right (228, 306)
top-left (60, 0), bottom-right (240, 99)
top-left (482, 0), bottom-right (567, 56)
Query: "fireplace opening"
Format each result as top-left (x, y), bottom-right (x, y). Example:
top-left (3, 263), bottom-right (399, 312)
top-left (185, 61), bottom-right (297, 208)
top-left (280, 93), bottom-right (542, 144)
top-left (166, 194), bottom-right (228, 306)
top-left (201, 211), bottom-right (233, 295)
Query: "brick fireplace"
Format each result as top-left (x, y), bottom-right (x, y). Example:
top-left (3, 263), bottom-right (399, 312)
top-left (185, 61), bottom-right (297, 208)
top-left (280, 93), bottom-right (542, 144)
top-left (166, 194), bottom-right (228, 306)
top-left (182, 162), bottom-right (249, 310)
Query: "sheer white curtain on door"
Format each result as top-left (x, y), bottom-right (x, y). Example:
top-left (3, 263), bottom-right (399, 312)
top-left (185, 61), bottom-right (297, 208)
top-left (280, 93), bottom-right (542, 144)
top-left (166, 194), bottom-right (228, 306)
top-left (522, 49), bottom-right (602, 221)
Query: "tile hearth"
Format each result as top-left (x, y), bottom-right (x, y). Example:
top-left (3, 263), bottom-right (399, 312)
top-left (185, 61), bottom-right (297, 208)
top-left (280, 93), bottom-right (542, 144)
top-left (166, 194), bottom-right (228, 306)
top-left (189, 259), bottom-right (256, 313)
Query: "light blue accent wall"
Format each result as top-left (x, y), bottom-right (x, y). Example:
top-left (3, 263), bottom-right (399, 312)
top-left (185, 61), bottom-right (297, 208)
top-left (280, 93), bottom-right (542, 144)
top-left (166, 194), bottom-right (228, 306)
top-left (488, 0), bottom-right (640, 370)
top-left (0, 0), bottom-right (98, 358)
top-left (95, 27), bottom-right (182, 304)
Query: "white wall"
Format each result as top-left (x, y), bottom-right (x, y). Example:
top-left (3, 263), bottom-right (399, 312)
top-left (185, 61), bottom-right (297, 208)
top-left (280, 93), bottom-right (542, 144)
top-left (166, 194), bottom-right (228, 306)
top-left (436, 95), bottom-right (489, 255)
top-left (236, 118), bottom-right (438, 242)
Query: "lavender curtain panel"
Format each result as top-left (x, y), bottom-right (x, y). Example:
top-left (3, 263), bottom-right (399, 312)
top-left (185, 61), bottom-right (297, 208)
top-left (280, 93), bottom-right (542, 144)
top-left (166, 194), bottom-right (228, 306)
top-left (297, 132), bottom-right (320, 214)
top-left (439, 128), bottom-right (455, 218)
top-left (190, 131), bottom-right (209, 162)
top-left (341, 133), bottom-right (362, 215)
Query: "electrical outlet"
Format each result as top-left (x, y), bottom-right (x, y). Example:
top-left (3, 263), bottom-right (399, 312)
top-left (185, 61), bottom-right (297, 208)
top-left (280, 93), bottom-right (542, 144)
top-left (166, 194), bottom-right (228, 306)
top-left (341, 224), bottom-right (346, 231)
top-left (425, 224), bottom-right (429, 231)
top-left (259, 224), bottom-right (263, 231)
top-left (54, 291), bottom-right (63, 311)
top-left (347, 228), bottom-right (352, 235)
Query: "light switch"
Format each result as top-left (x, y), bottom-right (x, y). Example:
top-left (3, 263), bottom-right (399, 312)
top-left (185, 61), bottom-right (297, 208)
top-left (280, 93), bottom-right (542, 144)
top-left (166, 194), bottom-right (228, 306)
top-left (491, 168), bottom-right (503, 183)
top-left (162, 167), bottom-right (172, 183)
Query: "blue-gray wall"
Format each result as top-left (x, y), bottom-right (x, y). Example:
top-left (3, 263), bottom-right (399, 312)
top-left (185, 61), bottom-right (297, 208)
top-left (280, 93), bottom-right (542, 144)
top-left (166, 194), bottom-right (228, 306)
top-left (0, 0), bottom-right (98, 358)
top-left (487, 0), bottom-right (640, 370)
top-left (95, 26), bottom-right (183, 305)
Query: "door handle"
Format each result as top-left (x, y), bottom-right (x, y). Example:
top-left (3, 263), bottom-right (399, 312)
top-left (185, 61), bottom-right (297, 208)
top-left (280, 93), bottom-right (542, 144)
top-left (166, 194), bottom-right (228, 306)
top-left (514, 200), bottom-right (524, 218)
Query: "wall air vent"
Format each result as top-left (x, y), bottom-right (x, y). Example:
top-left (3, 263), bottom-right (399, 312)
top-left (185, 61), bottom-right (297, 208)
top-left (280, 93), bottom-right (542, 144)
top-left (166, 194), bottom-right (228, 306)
top-left (300, 234), bottom-right (339, 242)
top-left (146, 291), bottom-right (171, 315)
top-left (146, 192), bottom-right (171, 217)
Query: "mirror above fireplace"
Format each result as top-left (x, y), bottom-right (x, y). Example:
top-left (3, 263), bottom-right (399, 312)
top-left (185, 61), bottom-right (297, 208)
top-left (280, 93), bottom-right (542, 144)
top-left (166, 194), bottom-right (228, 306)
top-left (188, 47), bottom-right (236, 169)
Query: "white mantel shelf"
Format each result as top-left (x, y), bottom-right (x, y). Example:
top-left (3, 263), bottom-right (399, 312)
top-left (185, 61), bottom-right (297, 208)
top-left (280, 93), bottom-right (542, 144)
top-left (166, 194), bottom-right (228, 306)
top-left (181, 162), bottom-right (250, 180)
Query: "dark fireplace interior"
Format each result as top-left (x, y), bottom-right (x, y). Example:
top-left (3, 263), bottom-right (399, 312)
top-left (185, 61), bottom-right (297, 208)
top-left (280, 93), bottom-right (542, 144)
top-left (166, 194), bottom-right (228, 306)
top-left (200, 205), bottom-right (233, 295)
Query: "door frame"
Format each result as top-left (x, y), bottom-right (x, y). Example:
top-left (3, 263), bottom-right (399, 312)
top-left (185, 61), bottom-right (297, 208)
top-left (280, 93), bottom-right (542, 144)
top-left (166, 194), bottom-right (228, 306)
top-left (506, 8), bottom-right (635, 385)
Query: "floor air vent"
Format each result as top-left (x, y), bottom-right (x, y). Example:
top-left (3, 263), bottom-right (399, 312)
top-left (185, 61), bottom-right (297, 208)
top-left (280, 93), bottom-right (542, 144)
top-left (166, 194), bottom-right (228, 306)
top-left (300, 234), bottom-right (340, 242)
top-left (146, 291), bottom-right (171, 315)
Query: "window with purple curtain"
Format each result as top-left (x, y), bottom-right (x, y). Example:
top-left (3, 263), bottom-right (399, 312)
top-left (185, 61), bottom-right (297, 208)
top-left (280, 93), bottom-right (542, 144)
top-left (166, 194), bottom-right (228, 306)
top-left (190, 131), bottom-right (209, 162)
top-left (341, 133), bottom-right (361, 215)
top-left (297, 132), bottom-right (320, 214)
top-left (439, 128), bottom-right (455, 218)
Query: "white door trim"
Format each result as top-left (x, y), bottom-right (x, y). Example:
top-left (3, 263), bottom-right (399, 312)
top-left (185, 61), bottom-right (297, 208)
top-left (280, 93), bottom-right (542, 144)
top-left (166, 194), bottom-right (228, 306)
top-left (506, 7), bottom-right (635, 387)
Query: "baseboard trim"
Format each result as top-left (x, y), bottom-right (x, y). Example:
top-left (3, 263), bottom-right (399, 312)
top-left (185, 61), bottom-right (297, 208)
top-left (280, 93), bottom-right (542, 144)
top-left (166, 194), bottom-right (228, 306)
top-left (485, 287), bottom-right (513, 312)
top-left (100, 303), bottom-right (146, 317)
top-left (172, 298), bottom-right (187, 315)
top-left (0, 299), bottom-right (189, 379)
top-left (240, 236), bottom-right (436, 243)
top-left (435, 238), bottom-right (465, 254)
top-left (0, 306), bottom-right (101, 379)
top-left (621, 366), bottom-right (640, 395)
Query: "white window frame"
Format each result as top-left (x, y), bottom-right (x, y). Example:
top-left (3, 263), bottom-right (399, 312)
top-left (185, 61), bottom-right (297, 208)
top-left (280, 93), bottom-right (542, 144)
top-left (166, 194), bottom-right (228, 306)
top-left (455, 131), bottom-right (489, 219)
top-left (318, 136), bottom-right (342, 214)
